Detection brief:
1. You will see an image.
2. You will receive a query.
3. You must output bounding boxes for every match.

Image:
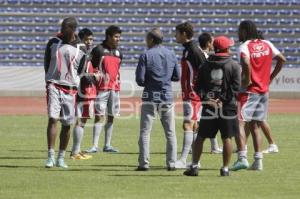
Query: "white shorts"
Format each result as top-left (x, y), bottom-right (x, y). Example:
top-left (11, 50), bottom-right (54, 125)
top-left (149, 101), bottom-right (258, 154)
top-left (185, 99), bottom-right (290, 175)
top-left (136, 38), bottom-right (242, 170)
top-left (47, 83), bottom-right (76, 125)
top-left (95, 90), bottom-right (120, 117)
top-left (76, 99), bottom-right (95, 119)
top-left (240, 92), bottom-right (269, 122)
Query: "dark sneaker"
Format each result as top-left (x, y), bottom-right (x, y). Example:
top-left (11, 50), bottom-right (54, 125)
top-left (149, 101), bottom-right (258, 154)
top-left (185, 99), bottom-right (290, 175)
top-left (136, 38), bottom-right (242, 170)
top-left (167, 167), bottom-right (176, 171)
top-left (183, 167), bottom-right (199, 176)
top-left (103, 146), bottom-right (119, 153)
top-left (135, 166), bottom-right (149, 171)
top-left (220, 168), bottom-right (229, 176)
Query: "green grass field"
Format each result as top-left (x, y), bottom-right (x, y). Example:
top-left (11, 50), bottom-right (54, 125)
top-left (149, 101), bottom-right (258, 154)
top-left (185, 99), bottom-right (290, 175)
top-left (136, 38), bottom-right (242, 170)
top-left (0, 114), bottom-right (299, 199)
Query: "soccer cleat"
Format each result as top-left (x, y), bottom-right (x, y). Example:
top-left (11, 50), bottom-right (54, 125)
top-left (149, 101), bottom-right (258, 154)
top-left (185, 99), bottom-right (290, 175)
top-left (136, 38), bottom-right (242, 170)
top-left (263, 144), bottom-right (279, 154)
top-left (248, 159), bottom-right (263, 171)
top-left (220, 168), bottom-right (230, 176)
top-left (186, 161), bottom-right (201, 169)
top-left (70, 152), bottom-right (92, 160)
top-left (167, 167), bottom-right (176, 171)
top-left (56, 158), bottom-right (68, 169)
top-left (183, 166), bottom-right (199, 176)
top-left (136, 166), bottom-right (149, 171)
top-left (211, 148), bottom-right (223, 154)
top-left (230, 159), bottom-right (249, 171)
top-left (85, 146), bottom-right (98, 153)
top-left (103, 146), bottom-right (119, 153)
top-left (45, 157), bottom-right (55, 168)
top-left (175, 160), bottom-right (187, 169)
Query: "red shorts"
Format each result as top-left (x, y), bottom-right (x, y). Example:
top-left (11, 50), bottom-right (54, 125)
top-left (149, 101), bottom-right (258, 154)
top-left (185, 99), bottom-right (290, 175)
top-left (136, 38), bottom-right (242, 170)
top-left (183, 100), bottom-right (202, 121)
top-left (76, 99), bottom-right (95, 119)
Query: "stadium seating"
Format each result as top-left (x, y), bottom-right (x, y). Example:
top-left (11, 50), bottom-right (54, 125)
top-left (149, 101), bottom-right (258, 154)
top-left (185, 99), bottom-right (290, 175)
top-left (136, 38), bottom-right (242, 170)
top-left (0, 0), bottom-right (299, 67)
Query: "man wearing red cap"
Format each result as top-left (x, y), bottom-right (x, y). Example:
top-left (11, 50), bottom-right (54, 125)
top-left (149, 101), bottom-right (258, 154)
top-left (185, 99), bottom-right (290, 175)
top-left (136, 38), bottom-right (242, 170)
top-left (184, 36), bottom-right (241, 177)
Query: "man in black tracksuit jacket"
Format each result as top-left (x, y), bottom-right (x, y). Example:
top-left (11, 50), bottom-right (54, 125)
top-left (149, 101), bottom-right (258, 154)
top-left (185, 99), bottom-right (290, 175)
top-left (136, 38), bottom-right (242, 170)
top-left (184, 36), bottom-right (241, 177)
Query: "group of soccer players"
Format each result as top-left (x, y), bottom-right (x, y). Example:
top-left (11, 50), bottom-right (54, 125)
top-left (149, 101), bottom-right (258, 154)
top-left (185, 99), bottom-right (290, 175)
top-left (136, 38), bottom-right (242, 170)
top-left (44, 17), bottom-right (285, 176)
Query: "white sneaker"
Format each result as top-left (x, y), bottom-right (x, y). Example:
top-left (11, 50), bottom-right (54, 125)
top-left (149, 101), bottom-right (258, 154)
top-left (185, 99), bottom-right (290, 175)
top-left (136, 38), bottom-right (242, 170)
top-left (175, 160), bottom-right (187, 169)
top-left (45, 157), bottom-right (55, 168)
top-left (186, 161), bottom-right (201, 169)
top-left (248, 159), bottom-right (263, 171)
top-left (263, 144), bottom-right (279, 154)
top-left (211, 148), bottom-right (223, 154)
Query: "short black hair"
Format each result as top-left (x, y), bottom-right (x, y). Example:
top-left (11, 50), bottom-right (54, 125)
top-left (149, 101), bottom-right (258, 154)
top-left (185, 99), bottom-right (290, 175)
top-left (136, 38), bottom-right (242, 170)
top-left (176, 22), bottom-right (194, 39)
top-left (105, 25), bottom-right (122, 39)
top-left (78, 28), bottom-right (93, 40)
top-left (238, 20), bottom-right (259, 42)
top-left (61, 17), bottom-right (77, 33)
top-left (198, 32), bottom-right (213, 49)
top-left (257, 30), bottom-right (264, 40)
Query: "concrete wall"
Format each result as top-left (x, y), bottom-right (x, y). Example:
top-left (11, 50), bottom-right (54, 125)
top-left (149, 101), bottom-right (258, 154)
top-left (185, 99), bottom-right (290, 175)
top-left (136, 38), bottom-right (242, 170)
top-left (0, 67), bottom-right (299, 98)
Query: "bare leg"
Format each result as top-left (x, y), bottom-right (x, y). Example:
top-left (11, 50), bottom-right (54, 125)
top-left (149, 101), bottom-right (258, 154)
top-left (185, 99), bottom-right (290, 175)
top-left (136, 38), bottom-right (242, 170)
top-left (47, 118), bottom-right (58, 150)
top-left (222, 138), bottom-right (232, 167)
top-left (261, 121), bottom-right (274, 145)
top-left (249, 121), bottom-right (262, 153)
top-left (59, 125), bottom-right (71, 151)
top-left (192, 136), bottom-right (205, 164)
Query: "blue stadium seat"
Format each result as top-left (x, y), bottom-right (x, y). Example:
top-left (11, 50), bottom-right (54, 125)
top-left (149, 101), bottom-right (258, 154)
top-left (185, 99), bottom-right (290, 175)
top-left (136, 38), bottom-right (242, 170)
top-left (117, 18), bottom-right (129, 23)
top-left (292, 9), bottom-right (300, 15)
top-left (291, 0), bottom-right (300, 5)
top-left (133, 45), bottom-right (144, 51)
top-left (121, 36), bottom-right (131, 42)
top-left (8, 16), bottom-right (18, 22)
top-left (8, 26), bottom-right (19, 32)
top-left (202, 9), bottom-right (214, 15)
top-left (279, 10), bottom-right (290, 15)
top-left (72, 0), bottom-right (83, 5)
top-left (284, 47), bottom-right (297, 53)
top-left (91, 27), bottom-right (103, 33)
top-left (214, 18), bottom-right (226, 24)
top-left (130, 18), bottom-right (143, 23)
top-left (254, 9), bottom-right (266, 15)
top-left (97, 8), bottom-right (109, 14)
top-left (144, 18), bottom-right (156, 24)
top-left (281, 28), bottom-right (294, 34)
top-left (189, 9), bottom-right (201, 15)
top-left (282, 38), bottom-right (295, 44)
top-left (254, 18), bottom-right (266, 25)
top-left (266, 9), bottom-right (278, 15)
top-left (20, 0), bottom-right (31, 4)
top-left (124, 0), bottom-right (135, 5)
top-left (104, 18), bottom-right (116, 23)
top-left (215, 9), bottom-right (227, 15)
top-left (227, 18), bottom-right (239, 25)
top-left (124, 8), bottom-right (135, 14)
top-left (35, 26), bottom-right (45, 33)
top-left (265, 1), bottom-right (276, 6)
top-left (8, 53), bottom-right (20, 59)
top-left (176, 9), bottom-right (187, 15)
top-left (137, 8), bottom-right (148, 15)
top-left (111, 8), bottom-right (123, 14)
top-left (85, 8), bottom-right (97, 14)
top-left (269, 38), bottom-right (282, 44)
top-left (228, 9), bottom-right (239, 15)
top-left (33, 0), bottom-right (44, 4)
top-left (35, 45), bottom-right (45, 51)
top-left (286, 56), bottom-right (297, 62)
top-left (267, 28), bottom-right (280, 34)
top-left (48, 17), bottom-right (59, 23)
top-left (201, 18), bottom-right (213, 24)
top-left (157, 18), bottom-right (169, 24)
top-left (91, 17), bottom-right (102, 23)
top-left (35, 17), bottom-right (46, 23)
top-left (35, 54), bottom-right (43, 60)
top-left (150, 0), bottom-right (161, 5)
top-left (46, 0), bottom-right (57, 4)
top-left (163, 9), bottom-right (174, 15)
top-left (8, 36), bottom-right (20, 42)
top-left (171, 18), bottom-right (182, 24)
top-left (296, 38), bottom-right (300, 44)
top-left (0, 44), bottom-right (7, 50)
top-left (278, 1), bottom-right (290, 6)
top-left (7, 0), bottom-right (19, 4)
top-left (150, 8), bottom-right (161, 15)
top-left (266, 18), bottom-right (278, 25)
top-left (35, 36), bottom-right (45, 42)
top-left (22, 45), bottom-right (34, 51)
top-left (137, 0), bottom-right (148, 5)
top-left (240, 9), bottom-right (252, 15)
top-left (163, 0), bottom-right (174, 5)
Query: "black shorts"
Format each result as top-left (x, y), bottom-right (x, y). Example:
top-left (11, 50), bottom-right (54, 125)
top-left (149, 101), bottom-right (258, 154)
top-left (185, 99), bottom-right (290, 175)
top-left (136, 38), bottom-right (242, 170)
top-left (197, 107), bottom-right (239, 139)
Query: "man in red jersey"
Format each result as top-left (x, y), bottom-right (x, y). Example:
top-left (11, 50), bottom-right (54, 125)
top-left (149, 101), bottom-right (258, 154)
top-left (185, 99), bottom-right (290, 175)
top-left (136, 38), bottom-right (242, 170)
top-left (231, 20), bottom-right (286, 171)
top-left (86, 26), bottom-right (123, 153)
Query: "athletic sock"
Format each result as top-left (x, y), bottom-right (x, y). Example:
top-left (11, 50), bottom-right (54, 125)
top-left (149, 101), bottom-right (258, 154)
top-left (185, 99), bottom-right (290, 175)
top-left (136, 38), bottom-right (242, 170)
top-left (180, 131), bottom-right (193, 162)
top-left (72, 125), bottom-right (84, 155)
top-left (210, 137), bottom-right (220, 150)
top-left (104, 122), bottom-right (113, 147)
top-left (48, 148), bottom-right (55, 159)
top-left (193, 132), bottom-right (198, 142)
top-left (254, 152), bottom-right (263, 160)
top-left (92, 122), bottom-right (103, 148)
top-left (238, 150), bottom-right (248, 160)
top-left (57, 150), bottom-right (65, 160)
